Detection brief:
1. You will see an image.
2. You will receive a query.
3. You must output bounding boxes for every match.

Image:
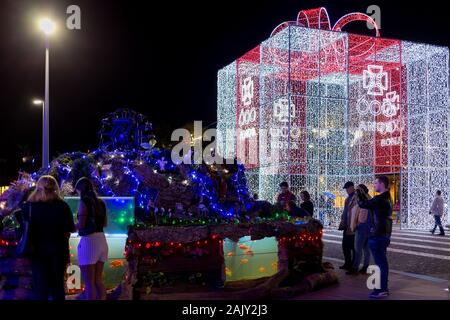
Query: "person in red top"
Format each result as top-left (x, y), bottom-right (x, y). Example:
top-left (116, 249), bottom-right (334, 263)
top-left (276, 181), bottom-right (297, 210)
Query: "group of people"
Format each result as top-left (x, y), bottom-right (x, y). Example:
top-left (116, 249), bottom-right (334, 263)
top-left (338, 177), bottom-right (447, 299)
top-left (19, 175), bottom-right (108, 300)
top-left (338, 176), bottom-right (393, 299)
top-left (273, 177), bottom-right (394, 298)
top-left (16, 172), bottom-right (447, 301)
top-left (276, 181), bottom-right (314, 218)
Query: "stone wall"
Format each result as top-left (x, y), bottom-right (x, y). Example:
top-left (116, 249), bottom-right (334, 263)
top-left (0, 220), bottom-right (332, 300)
top-left (125, 220), bottom-right (327, 299)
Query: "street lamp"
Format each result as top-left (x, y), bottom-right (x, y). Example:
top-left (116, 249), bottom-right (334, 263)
top-left (39, 18), bottom-right (56, 35)
top-left (32, 99), bottom-right (45, 166)
top-left (33, 99), bottom-right (44, 106)
top-left (37, 18), bottom-right (56, 168)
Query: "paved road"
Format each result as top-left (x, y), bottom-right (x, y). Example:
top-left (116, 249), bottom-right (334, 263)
top-left (323, 225), bottom-right (450, 281)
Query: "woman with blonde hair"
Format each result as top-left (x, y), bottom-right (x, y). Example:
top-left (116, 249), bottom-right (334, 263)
top-left (22, 175), bottom-right (75, 300)
top-left (346, 184), bottom-right (371, 275)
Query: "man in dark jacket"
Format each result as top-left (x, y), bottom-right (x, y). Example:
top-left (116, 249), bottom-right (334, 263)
top-left (357, 175), bottom-right (392, 299)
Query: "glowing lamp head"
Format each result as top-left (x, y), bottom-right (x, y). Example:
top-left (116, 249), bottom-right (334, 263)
top-left (39, 18), bottom-right (56, 35)
top-left (33, 99), bottom-right (44, 105)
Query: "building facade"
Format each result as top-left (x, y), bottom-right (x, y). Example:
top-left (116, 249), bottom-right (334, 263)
top-left (217, 8), bottom-right (450, 229)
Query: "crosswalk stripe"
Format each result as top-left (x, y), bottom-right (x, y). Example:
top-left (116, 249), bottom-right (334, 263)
top-left (391, 232), bottom-right (450, 240)
top-left (323, 239), bottom-right (450, 260)
top-left (393, 230), bottom-right (430, 234)
top-left (324, 229), bottom-right (450, 241)
top-left (393, 228), bottom-right (448, 235)
top-left (323, 233), bottom-right (450, 246)
top-left (324, 227), bottom-right (432, 234)
top-left (323, 233), bottom-right (450, 252)
top-left (391, 235), bottom-right (450, 245)
top-left (369, 235), bottom-right (447, 246)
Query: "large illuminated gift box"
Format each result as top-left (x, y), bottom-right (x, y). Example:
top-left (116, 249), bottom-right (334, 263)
top-left (217, 8), bottom-right (450, 229)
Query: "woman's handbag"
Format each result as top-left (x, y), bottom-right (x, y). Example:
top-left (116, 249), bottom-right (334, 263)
top-left (14, 203), bottom-right (34, 258)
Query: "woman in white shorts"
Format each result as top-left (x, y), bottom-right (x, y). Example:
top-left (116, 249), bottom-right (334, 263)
top-left (75, 177), bottom-right (108, 300)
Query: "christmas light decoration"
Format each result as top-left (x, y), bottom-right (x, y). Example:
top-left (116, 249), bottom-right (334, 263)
top-left (20, 144), bottom-right (250, 220)
top-left (0, 239), bottom-right (18, 247)
top-left (124, 229), bottom-right (322, 278)
top-left (65, 196), bottom-right (135, 234)
top-left (217, 62), bottom-right (237, 161)
top-left (186, 163), bottom-right (250, 218)
top-left (124, 235), bottom-right (223, 260)
top-left (125, 231), bottom-right (322, 252)
top-left (217, 7), bottom-right (450, 229)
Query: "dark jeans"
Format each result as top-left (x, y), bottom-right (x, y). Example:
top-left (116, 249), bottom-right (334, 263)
top-left (368, 236), bottom-right (390, 292)
top-left (432, 215), bottom-right (445, 234)
top-left (342, 231), bottom-right (355, 267)
top-left (31, 255), bottom-right (67, 300)
top-left (353, 224), bottom-right (370, 269)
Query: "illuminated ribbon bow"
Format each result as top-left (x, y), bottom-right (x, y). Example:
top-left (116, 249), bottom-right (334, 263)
top-left (270, 7), bottom-right (380, 62)
top-left (271, 7), bottom-right (380, 38)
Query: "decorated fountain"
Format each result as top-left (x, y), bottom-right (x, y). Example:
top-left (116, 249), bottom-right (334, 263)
top-left (0, 108), bottom-right (333, 299)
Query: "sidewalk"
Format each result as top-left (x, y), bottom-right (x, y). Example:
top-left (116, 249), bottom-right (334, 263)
top-left (295, 259), bottom-right (450, 300)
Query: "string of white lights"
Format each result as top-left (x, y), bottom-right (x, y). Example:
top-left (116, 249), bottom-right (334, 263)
top-left (217, 24), bottom-right (449, 229)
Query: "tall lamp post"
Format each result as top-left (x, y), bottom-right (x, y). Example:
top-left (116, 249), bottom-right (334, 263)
top-left (32, 99), bottom-right (45, 167)
top-left (38, 18), bottom-right (56, 168)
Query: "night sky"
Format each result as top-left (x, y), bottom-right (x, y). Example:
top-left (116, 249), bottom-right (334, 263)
top-left (0, 0), bottom-right (448, 184)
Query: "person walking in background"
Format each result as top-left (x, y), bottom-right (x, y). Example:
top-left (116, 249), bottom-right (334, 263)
top-left (75, 177), bottom-right (109, 300)
top-left (357, 175), bottom-right (393, 299)
top-left (346, 184), bottom-right (371, 275)
top-left (23, 175), bottom-right (75, 300)
top-left (276, 181), bottom-right (297, 210)
top-left (338, 181), bottom-right (356, 270)
top-left (300, 190), bottom-right (314, 217)
top-left (429, 190), bottom-right (445, 236)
